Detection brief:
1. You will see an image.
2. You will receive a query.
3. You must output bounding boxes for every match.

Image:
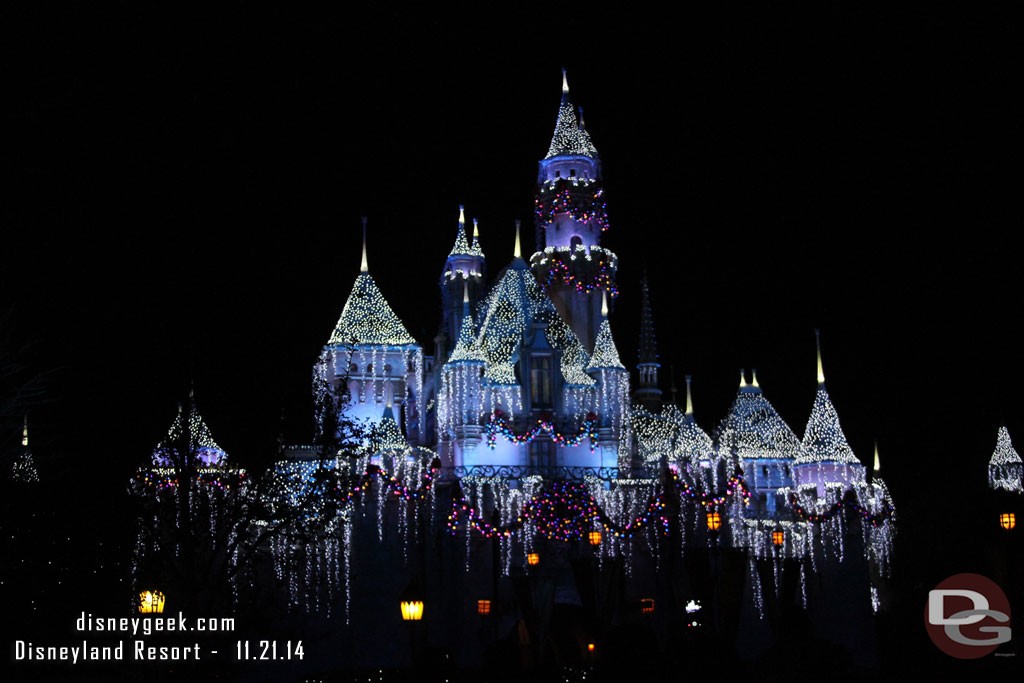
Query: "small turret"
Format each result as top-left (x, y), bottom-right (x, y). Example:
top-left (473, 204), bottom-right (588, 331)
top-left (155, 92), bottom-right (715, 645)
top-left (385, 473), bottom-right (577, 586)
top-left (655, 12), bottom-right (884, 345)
top-left (634, 273), bottom-right (662, 412)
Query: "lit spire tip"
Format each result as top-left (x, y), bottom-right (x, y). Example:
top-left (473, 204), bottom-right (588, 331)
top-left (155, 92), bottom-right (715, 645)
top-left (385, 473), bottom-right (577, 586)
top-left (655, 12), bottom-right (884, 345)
top-left (815, 328), bottom-right (825, 384)
top-left (684, 375), bottom-right (693, 416)
top-left (513, 219), bottom-right (521, 259)
top-left (601, 290), bottom-right (609, 318)
top-left (360, 217), bottom-right (369, 273)
top-left (561, 67), bottom-right (569, 93)
top-left (873, 442), bottom-right (881, 473)
top-left (22, 414), bottom-right (28, 447)
top-left (739, 369), bottom-right (747, 388)
top-left (752, 368), bottom-right (760, 388)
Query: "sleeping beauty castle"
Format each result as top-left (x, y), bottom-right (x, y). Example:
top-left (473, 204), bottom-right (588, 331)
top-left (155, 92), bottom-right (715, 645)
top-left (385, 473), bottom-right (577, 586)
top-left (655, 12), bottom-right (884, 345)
top-left (132, 71), bottom-right (898, 669)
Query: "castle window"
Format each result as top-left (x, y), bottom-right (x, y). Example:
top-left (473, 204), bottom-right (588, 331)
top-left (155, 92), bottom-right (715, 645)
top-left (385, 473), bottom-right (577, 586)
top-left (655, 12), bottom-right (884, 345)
top-left (530, 355), bottom-right (553, 409)
top-left (762, 465), bottom-right (769, 478)
top-left (384, 363), bottom-right (392, 375)
top-left (569, 168), bottom-right (576, 177)
top-left (555, 170), bottom-right (561, 177)
top-left (570, 235), bottom-right (583, 250)
top-left (350, 363), bottom-right (358, 373)
top-left (529, 439), bottom-right (553, 469)
top-left (366, 363), bottom-right (373, 374)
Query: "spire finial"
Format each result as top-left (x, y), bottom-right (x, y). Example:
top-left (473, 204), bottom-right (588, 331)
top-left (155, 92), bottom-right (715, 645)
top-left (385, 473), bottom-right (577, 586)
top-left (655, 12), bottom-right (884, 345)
top-left (815, 328), bottom-right (825, 384)
top-left (739, 369), bottom-right (747, 388)
top-left (360, 216), bottom-right (369, 273)
top-left (601, 289), bottom-right (609, 318)
top-left (514, 219), bottom-right (522, 259)
top-left (22, 414), bottom-right (29, 447)
top-left (685, 375), bottom-right (693, 416)
top-left (472, 218), bottom-right (480, 247)
top-left (578, 105), bottom-right (585, 128)
top-left (752, 368), bottom-right (760, 388)
top-left (561, 67), bottom-right (569, 94)
top-left (873, 442), bottom-right (881, 473)
top-left (458, 205), bottom-right (465, 227)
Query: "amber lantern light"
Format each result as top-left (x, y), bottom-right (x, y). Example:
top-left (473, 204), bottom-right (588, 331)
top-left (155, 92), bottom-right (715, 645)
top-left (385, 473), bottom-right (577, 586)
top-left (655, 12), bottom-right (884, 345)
top-left (1000, 513), bottom-right (1016, 530)
top-left (641, 598), bottom-right (655, 614)
top-left (772, 531), bottom-right (784, 546)
top-left (706, 512), bottom-right (722, 531)
top-left (588, 530), bottom-right (602, 546)
top-left (138, 591), bottom-right (165, 614)
top-left (527, 553), bottom-right (540, 566)
top-left (400, 580), bottom-right (424, 621)
top-left (477, 599), bottom-right (491, 615)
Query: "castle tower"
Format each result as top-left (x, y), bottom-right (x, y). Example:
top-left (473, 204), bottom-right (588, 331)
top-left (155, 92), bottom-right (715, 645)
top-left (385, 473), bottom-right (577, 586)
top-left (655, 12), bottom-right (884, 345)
top-left (793, 330), bottom-right (866, 495)
top-left (531, 69), bottom-right (616, 351)
top-left (586, 292), bottom-right (630, 469)
top-left (440, 206), bottom-right (486, 357)
top-left (322, 219), bottom-right (425, 443)
top-left (634, 273), bottom-right (662, 412)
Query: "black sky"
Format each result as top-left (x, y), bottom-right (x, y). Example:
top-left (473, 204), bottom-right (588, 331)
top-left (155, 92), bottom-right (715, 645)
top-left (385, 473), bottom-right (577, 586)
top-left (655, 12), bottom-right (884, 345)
top-left (1, 4), bottom-right (1020, 585)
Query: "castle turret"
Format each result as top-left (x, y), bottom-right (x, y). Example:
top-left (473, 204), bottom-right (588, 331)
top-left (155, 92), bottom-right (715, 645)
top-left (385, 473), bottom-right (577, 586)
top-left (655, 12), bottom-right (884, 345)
top-left (793, 330), bottom-right (866, 495)
top-left (586, 291), bottom-right (629, 468)
top-left (323, 220), bottom-right (425, 443)
top-left (531, 69), bottom-right (617, 351)
top-left (9, 415), bottom-right (40, 483)
top-left (440, 206), bottom-right (486, 354)
top-left (634, 273), bottom-right (662, 412)
top-left (988, 426), bottom-right (1023, 493)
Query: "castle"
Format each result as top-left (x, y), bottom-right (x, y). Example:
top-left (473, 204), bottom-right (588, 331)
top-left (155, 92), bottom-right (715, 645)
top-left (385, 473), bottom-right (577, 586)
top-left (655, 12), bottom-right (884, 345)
top-left (132, 71), bottom-right (900, 667)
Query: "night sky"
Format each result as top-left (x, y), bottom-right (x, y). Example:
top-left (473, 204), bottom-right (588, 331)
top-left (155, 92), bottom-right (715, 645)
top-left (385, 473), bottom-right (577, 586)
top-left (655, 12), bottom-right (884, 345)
top-left (1, 2), bottom-right (1020, 655)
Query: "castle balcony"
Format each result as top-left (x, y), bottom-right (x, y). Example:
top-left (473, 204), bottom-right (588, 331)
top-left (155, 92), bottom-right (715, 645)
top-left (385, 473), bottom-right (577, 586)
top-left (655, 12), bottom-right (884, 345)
top-left (529, 245), bottom-right (619, 296)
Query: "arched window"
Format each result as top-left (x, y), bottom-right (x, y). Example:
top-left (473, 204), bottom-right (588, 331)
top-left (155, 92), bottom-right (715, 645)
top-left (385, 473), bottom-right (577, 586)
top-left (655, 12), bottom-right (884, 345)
top-left (570, 235), bottom-right (583, 250)
top-left (366, 363), bottom-right (373, 373)
top-left (384, 363), bottom-right (393, 375)
top-left (350, 363), bottom-right (358, 373)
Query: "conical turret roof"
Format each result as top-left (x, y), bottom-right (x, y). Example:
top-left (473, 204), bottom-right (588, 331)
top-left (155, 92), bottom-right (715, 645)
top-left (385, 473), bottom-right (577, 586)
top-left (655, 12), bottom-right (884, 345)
top-left (544, 70), bottom-right (598, 160)
top-left (988, 426), bottom-right (1023, 493)
top-left (329, 273), bottom-right (416, 346)
top-left (797, 385), bottom-right (860, 465)
top-left (714, 379), bottom-right (800, 461)
top-left (153, 398), bottom-right (228, 467)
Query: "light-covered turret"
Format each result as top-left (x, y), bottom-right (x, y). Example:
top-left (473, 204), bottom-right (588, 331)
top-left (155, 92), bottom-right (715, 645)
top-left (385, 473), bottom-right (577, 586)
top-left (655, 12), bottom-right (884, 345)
top-left (321, 219), bottom-right (424, 443)
top-left (714, 370), bottom-right (798, 513)
top-left (794, 331), bottom-right (867, 495)
top-left (440, 206), bottom-right (486, 354)
top-left (988, 426), bottom-right (1023, 493)
top-left (9, 415), bottom-right (40, 483)
top-left (586, 291), bottom-right (630, 468)
top-left (531, 69), bottom-right (616, 351)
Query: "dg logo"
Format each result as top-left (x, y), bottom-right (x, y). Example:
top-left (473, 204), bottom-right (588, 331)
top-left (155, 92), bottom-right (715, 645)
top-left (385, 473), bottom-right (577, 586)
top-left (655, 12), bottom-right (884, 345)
top-left (925, 573), bottom-right (1012, 659)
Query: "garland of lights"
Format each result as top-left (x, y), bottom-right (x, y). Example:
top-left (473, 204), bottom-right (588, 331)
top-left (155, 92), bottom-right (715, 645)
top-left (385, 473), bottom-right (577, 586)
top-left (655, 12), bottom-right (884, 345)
top-left (484, 409), bottom-right (599, 451)
top-left (533, 249), bottom-right (619, 296)
top-left (535, 181), bottom-right (609, 231)
top-left (448, 473), bottom-right (754, 542)
top-left (787, 490), bottom-right (894, 527)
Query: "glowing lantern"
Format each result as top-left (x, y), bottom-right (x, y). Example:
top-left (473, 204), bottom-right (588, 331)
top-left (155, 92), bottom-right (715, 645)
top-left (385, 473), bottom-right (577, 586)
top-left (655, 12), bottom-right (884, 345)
top-left (477, 599), bottom-right (491, 615)
top-left (1000, 513), bottom-right (1016, 530)
top-left (587, 643), bottom-right (595, 652)
top-left (527, 553), bottom-right (540, 566)
top-left (138, 591), bottom-right (165, 614)
top-left (400, 580), bottom-right (424, 621)
top-left (772, 531), bottom-right (784, 546)
top-left (706, 512), bottom-right (721, 531)
top-left (588, 530), bottom-right (602, 546)
top-left (641, 598), bottom-right (655, 614)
